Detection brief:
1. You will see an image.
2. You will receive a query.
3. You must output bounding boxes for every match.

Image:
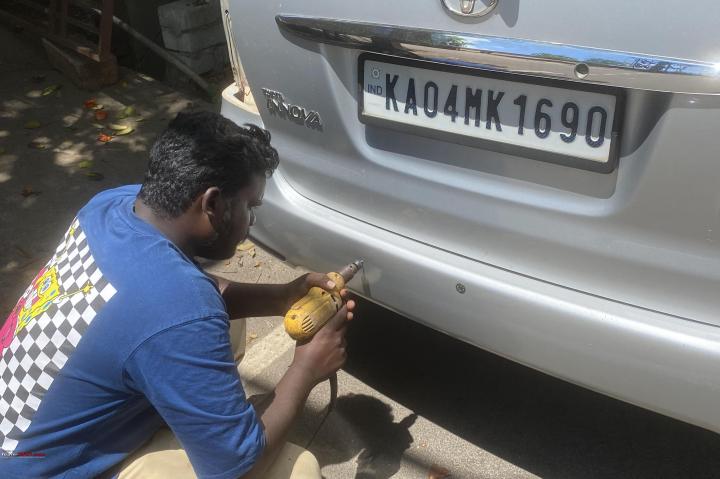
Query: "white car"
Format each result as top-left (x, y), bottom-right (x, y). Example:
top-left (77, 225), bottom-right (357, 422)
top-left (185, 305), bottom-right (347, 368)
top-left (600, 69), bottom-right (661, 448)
top-left (220, 0), bottom-right (720, 434)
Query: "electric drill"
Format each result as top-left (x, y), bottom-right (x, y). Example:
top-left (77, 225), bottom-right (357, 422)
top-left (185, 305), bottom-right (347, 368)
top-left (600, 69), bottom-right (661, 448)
top-left (284, 260), bottom-right (363, 341)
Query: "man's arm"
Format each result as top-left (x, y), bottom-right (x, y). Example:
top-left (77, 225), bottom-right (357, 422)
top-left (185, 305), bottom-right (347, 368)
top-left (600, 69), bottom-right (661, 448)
top-left (213, 273), bottom-right (336, 319)
top-left (241, 301), bottom-right (354, 479)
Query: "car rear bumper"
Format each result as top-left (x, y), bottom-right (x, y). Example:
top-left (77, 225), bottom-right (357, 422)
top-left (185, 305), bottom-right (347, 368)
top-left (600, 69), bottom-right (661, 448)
top-left (221, 83), bottom-right (720, 434)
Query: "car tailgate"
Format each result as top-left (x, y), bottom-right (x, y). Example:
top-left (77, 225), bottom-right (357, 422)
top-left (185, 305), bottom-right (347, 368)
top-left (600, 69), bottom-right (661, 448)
top-left (227, 1), bottom-right (720, 326)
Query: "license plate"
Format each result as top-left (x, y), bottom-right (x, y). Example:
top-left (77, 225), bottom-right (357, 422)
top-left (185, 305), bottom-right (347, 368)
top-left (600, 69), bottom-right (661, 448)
top-left (358, 54), bottom-right (623, 172)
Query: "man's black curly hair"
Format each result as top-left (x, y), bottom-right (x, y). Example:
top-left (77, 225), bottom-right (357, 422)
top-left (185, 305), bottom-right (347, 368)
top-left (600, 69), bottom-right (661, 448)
top-left (138, 111), bottom-right (279, 218)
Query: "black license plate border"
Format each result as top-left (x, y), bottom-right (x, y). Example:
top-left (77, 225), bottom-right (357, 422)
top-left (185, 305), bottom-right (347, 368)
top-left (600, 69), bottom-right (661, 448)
top-left (357, 52), bottom-right (625, 174)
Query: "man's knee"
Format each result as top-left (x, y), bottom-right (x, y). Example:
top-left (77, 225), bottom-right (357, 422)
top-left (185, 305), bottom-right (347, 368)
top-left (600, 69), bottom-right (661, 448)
top-left (266, 442), bottom-right (321, 479)
top-left (117, 428), bottom-right (320, 479)
top-left (117, 428), bottom-right (194, 479)
top-left (228, 318), bottom-right (247, 363)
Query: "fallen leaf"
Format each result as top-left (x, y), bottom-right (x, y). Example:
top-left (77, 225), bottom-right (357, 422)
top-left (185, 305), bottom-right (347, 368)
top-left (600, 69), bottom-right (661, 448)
top-left (116, 105), bottom-right (135, 119)
top-left (97, 133), bottom-right (113, 143)
top-left (249, 248), bottom-right (256, 258)
top-left (21, 186), bottom-right (40, 197)
top-left (24, 120), bottom-right (41, 129)
top-left (94, 110), bottom-right (108, 121)
top-left (78, 160), bottom-right (93, 169)
top-left (13, 245), bottom-right (32, 258)
top-left (135, 116), bottom-right (145, 122)
top-left (109, 123), bottom-right (130, 131)
top-left (114, 126), bottom-right (134, 136)
top-left (428, 464), bottom-right (450, 479)
top-left (27, 139), bottom-right (48, 149)
top-left (248, 333), bottom-right (258, 341)
top-left (41, 84), bottom-right (61, 96)
top-left (83, 98), bottom-right (97, 109)
top-left (85, 172), bottom-right (104, 181)
top-left (14, 245), bottom-right (32, 258)
top-left (237, 241), bottom-right (255, 251)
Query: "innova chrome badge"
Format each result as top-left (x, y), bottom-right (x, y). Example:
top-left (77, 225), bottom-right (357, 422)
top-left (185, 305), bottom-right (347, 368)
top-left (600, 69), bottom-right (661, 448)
top-left (261, 89), bottom-right (322, 131)
top-left (442, 0), bottom-right (498, 17)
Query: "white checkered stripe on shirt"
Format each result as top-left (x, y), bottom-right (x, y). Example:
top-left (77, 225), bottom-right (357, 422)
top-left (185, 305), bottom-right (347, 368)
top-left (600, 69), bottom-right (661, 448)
top-left (0, 218), bottom-right (116, 452)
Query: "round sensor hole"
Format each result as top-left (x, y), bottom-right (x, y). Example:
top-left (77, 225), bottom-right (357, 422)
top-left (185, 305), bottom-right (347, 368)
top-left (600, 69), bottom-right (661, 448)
top-left (574, 63), bottom-right (590, 79)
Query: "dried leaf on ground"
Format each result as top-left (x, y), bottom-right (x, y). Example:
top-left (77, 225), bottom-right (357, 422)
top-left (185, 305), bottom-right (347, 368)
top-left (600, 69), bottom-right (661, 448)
top-left (94, 110), bottom-right (108, 121)
top-left (97, 133), bottom-right (113, 143)
top-left (84, 98), bottom-right (97, 109)
top-left (109, 123), bottom-right (130, 131)
top-left (27, 140), bottom-right (48, 149)
top-left (428, 464), bottom-right (450, 479)
top-left (116, 106), bottom-right (135, 119)
top-left (24, 120), bottom-right (41, 129)
top-left (21, 186), bottom-right (40, 197)
top-left (85, 172), bottom-right (104, 181)
top-left (41, 84), bottom-right (61, 96)
top-left (113, 126), bottom-right (134, 136)
top-left (78, 160), bottom-right (93, 169)
top-left (249, 248), bottom-right (256, 258)
top-left (14, 245), bottom-right (32, 258)
top-left (237, 241), bottom-right (255, 251)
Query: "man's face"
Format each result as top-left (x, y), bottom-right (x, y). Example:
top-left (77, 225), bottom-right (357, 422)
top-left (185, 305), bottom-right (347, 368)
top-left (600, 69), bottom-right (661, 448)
top-left (198, 174), bottom-right (266, 260)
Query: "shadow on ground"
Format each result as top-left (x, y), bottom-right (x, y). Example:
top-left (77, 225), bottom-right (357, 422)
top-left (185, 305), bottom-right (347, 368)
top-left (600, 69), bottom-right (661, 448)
top-left (335, 394), bottom-right (417, 479)
top-left (344, 299), bottom-right (720, 479)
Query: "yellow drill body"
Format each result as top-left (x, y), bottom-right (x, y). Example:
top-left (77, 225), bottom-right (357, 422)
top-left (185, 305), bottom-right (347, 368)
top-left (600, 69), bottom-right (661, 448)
top-left (284, 261), bottom-right (362, 341)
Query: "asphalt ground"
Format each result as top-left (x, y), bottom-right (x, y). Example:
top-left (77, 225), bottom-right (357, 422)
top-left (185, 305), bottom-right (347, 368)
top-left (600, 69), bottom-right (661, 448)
top-left (205, 246), bottom-right (720, 479)
top-left (2, 23), bottom-right (720, 479)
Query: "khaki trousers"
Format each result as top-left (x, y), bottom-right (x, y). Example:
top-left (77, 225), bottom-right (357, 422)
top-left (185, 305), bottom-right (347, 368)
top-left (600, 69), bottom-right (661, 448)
top-left (116, 319), bottom-right (321, 479)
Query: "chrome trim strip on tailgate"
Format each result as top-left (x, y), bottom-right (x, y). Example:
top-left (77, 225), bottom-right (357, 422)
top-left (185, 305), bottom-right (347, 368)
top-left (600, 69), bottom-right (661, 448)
top-left (276, 15), bottom-right (720, 95)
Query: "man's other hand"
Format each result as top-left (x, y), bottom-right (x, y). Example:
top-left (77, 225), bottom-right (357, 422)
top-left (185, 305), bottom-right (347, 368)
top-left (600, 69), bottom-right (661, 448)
top-left (290, 299), bottom-right (356, 387)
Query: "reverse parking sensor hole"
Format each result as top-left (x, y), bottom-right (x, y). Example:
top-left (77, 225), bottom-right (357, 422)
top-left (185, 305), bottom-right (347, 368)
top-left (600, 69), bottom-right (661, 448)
top-left (574, 63), bottom-right (590, 79)
top-left (456, 283), bottom-right (466, 294)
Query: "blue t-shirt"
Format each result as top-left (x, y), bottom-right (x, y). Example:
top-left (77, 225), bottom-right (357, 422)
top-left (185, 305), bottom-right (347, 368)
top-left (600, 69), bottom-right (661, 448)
top-left (0, 185), bottom-right (265, 478)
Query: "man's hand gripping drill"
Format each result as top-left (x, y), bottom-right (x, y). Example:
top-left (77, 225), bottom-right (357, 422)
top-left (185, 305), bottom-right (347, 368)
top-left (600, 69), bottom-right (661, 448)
top-left (284, 261), bottom-right (363, 446)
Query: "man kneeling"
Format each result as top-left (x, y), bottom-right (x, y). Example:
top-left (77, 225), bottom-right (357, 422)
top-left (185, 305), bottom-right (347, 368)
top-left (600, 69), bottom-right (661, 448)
top-left (0, 112), bottom-right (355, 478)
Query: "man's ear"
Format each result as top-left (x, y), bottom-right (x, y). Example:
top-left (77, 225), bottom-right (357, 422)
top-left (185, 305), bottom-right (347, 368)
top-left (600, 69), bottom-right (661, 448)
top-left (199, 187), bottom-right (224, 230)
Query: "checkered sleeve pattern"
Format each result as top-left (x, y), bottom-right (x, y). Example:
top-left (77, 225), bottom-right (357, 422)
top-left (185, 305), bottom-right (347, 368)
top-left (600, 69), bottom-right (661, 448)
top-left (0, 218), bottom-right (117, 452)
